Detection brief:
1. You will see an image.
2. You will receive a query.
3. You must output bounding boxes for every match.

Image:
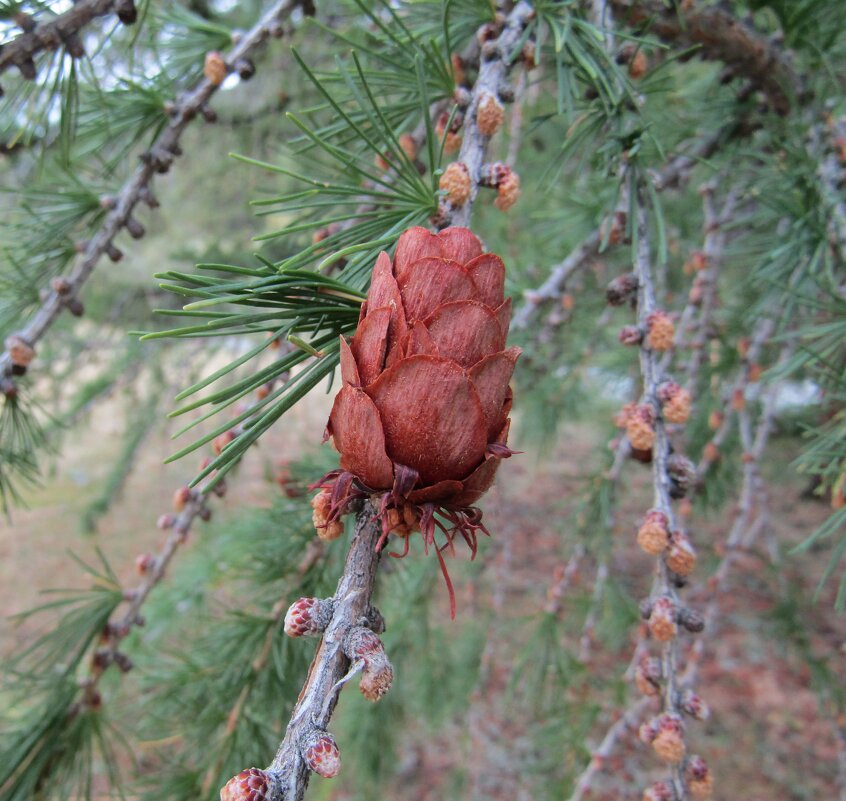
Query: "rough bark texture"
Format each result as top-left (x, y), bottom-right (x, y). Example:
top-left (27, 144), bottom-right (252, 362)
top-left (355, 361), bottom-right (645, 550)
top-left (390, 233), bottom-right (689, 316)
top-left (269, 504), bottom-right (383, 801)
top-left (0, 0), bottom-right (117, 77)
top-left (610, 0), bottom-right (802, 115)
top-left (0, 0), bottom-right (298, 381)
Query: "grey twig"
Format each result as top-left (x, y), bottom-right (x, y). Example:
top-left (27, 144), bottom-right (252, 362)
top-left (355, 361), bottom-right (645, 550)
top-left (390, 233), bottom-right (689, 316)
top-left (0, 0), bottom-right (298, 381)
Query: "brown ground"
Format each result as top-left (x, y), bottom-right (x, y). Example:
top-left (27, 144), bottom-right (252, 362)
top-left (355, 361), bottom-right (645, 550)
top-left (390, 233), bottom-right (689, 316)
top-left (2, 385), bottom-right (844, 801)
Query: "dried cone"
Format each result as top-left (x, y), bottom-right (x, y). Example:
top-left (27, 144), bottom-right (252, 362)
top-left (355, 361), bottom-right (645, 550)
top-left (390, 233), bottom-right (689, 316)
top-left (284, 597), bottom-right (333, 638)
top-left (476, 91), bottom-right (505, 136)
top-left (652, 713), bottom-right (686, 764)
top-left (439, 162), bottom-right (472, 207)
top-left (626, 404), bottom-right (655, 451)
top-left (301, 729), bottom-right (341, 778)
top-left (637, 510), bottom-right (670, 556)
top-left (648, 596), bottom-right (678, 642)
top-left (646, 311), bottom-right (675, 351)
top-left (686, 755), bottom-right (714, 798)
top-left (326, 226), bottom-right (519, 510)
top-left (220, 767), bottom-right (279, 801)
top-left (204, 51), bottom-right (227, 85)
top-left (312, 490), bottom-right (344, 541)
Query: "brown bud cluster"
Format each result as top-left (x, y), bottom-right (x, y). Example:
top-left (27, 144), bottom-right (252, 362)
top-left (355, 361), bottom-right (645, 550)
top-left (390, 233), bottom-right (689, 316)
top-left (667, 453), bottom-right (696, 500)
top-left (657, 381), bottom-right (691, 424)
top-left (643, 780), bottom-right (675, 801)
top-left (685, 754), bottom-right (714, 798)
top-left (606, 272), bottom-right (639, 306)
top-left (646, 311), bottom-right (675, 351)
top-left (625, 403), bottom-right (656, 451)
top-left (637, 509), bottom-right (670, 556)
top-left (666, 530), bottom-right (696, 576)
top-left (439, 162), bottom-right (472, 207)
top-left (435, 113), bottom-right (463, 155)
top-left (476, 91), bottom-right (505, 136)
top-left (647, 596), bottom-right (678, 642)
top-left (494, 169), bottom-right (521, 212)
top-left (649, 713), bottom-right (686, 764)
top-left (311, 490), bottom-right (343, 541)
top-left (680, 688), bottom-right (710, 721)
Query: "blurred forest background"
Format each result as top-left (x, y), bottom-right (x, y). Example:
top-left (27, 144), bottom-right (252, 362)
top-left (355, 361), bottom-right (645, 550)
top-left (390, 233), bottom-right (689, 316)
top-left (0, 1), bottom-right (845, 800)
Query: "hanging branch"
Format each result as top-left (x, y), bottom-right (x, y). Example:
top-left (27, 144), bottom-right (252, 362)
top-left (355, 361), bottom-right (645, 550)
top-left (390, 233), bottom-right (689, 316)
top-left (609, 0), bottom-right (802, 115)
top-left (0, 0), bottom-right (123, 81)
top-left (628, 170), bottom-right (701, 801)
top-left (0, 0), bottom-right (299, 384)
top-left (437, 1), bottom-right (535, 228)
top-left (512, 127), bottom-right (730, 331)
top-left (220, 504), bottom-right (386, 801)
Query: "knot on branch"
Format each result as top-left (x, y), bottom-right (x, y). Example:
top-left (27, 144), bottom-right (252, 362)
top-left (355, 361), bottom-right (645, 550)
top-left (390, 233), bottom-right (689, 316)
top-left (343, 626), bottom-right (394, 702)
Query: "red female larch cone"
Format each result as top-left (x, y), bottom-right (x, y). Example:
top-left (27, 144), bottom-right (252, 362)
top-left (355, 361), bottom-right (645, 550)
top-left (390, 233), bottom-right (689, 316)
top-left (220, 767), bottom-right (280, 801)
top-left (322, 226), bottom-right (519, 614)
top-left (325, 226), bottom-right (519, 510)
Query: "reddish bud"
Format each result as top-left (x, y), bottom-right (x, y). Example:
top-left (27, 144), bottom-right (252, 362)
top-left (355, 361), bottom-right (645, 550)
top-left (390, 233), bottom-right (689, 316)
top-left (284, 597), bottom-right (333, 638)
top-left (606, 273), bottom-right (638, 306)
top-left (301, 728), bottom-right (341, 778)
top-left (619, 325), bottom-right (644, 346)
top-left (220, 767), bottom-right (280, 801)
top-left (648, 596), bottom-right (678, 642)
